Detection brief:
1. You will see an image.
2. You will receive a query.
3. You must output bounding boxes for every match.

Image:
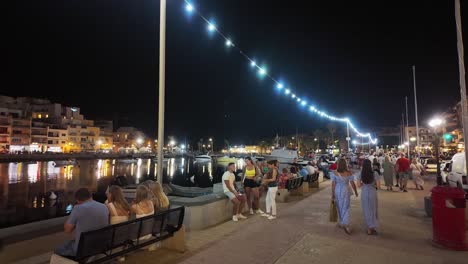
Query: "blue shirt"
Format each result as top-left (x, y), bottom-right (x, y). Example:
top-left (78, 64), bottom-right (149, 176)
top-left (300, 168), bottom-right (309, 179)
top-left (67, 200), bottom-right (109, 254)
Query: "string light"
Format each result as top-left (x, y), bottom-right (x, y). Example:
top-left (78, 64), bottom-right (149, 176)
top-left (185, 3), bottom-right (194, 12)
top-left (181, 0), bottom-right (377, 144)
top-left (207, 22), bottom-right (216, 32)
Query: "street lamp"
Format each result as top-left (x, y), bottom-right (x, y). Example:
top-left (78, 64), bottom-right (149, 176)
top-left (209, 138), bottom-right (214, 152)
top-left (429, 117), bottom-right (445, 185)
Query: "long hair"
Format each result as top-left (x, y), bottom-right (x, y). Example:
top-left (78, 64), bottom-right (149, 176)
top-left (134, 185), bottom-right (151, 204)
top-left (108, 185), bottom-right (130, 212)
top-left (336, 158), bottom-right (349, 173)
top-left (153, 182), bottom-right (170, 210)
top-left (361, 159), bottom-right (374, 184)
top-left (385, 155), bottom-right (391, 163)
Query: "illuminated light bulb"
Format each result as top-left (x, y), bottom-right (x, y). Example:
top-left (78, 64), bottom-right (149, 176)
top-left (301, 101), bottom-right (307, 106)
top-left (291, 94), bottom-right (296, 99)
top-left (309, 106), bottom-right (315, 111)
top-left (250, 61), bottom-right (256, 67)
top-left (185, 3), bottom-right (194, 12)
top-left (259, 68), bottom-right (266, 75)
top-left (297, 98), bottom-right (301, 102)
top-left (277, 83), bottom-right (283, 89)
top-left (225, 39), bottom-right (232, 46)
top-left (285, 89), bottom-right (291, 95)
top-left (208, 23), bottom-right (216, 32)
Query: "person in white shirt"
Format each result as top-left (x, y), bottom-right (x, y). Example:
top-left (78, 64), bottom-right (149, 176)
top-left (223, 163), bottom-right (247, 222)
top-left (367, 151), bottom-right (375, 162)
top-left (306, 162), bottom-right (316, 176)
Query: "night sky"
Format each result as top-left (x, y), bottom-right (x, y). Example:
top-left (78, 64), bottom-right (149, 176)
top-left (5, 0), bottom-right (468, 146)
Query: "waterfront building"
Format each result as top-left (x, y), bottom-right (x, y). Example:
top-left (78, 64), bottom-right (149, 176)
top-left (113, 127), bottom-right (147, 153)
top-left (0, 95), bottom-right (114, 153)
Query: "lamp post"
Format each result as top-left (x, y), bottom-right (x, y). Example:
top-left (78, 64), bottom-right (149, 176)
top-left (429, 117), bottom-right (445, 185)
top-left (156, 0), bottom-right (167, 182)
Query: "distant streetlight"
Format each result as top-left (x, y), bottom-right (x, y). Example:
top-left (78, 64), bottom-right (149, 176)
top-left (180, 144), bottom-right (186, 150)
top-left (136, 138), bottom-right (143, 145)
top-left (429, 116), bottom-right (445, 185)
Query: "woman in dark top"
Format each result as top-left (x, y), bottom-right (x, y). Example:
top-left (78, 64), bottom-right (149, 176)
top-left (261, 160), bottom-right (278, 220)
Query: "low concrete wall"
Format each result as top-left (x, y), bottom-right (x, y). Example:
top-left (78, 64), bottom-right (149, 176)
top-left (0, 216), bottom-right (67, 244)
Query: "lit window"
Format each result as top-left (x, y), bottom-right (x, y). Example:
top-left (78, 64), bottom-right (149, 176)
top-left (45, 114), bottom-right (49, 118)
top-left (38, 114), bottom-right (42, 119)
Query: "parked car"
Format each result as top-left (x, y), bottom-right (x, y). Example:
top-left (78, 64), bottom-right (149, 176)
top-left (424, 158), bottom-right (438, 173)
top-left (442, 153), bottom-right (468, 197)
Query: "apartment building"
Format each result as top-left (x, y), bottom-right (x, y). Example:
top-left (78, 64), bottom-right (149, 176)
top-left (0, 95), bottom-right (114, 153)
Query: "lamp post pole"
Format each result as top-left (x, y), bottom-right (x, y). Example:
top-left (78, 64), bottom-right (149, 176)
top-left (156, 0), bottom-right (167, 182)
top-left (455, 0), bottom-right (468, 174)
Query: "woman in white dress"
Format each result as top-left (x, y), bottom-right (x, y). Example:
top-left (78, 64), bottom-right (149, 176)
top-left (106, 185), bottom-right (130, 262)
top-left (410, 158), bottom-right (425, 190)
top-left (106, 185), bottom-right (130, 224)
top-left (131, 186), bottom-right (155, 242)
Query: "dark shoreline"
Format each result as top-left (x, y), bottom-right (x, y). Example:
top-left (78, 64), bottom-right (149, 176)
top-left (0, 153), bottom-right (159, 163)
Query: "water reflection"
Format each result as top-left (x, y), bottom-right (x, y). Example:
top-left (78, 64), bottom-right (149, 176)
top-left (0, 157), bottom-right (242, 228)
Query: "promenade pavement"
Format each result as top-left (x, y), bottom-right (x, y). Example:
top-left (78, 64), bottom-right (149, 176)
top-left (3, 176), bottom-right (468, 264)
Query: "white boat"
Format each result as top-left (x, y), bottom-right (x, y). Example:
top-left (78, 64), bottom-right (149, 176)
top-left (266, 148), bottom-right (301, 164)
top-left (53, 159), bottom-right (77, 167)
top-left (216, 156), bottom-right (237, 164)
top-left (195, 155), bottom-right (212, 163)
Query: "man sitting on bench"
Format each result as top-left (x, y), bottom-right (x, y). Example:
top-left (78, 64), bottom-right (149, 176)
top-left (55, 188), bottom-right (109, 257)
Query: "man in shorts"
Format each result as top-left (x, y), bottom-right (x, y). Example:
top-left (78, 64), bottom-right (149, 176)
top-left (223, 162), bottom-right (247, 222)
top-left (395, 153), bottom-right (411, 192)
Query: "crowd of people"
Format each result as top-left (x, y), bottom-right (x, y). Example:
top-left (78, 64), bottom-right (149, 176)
top-left (54, 150), bottom-right (424, 259)
top-left (331, 151), bottom-right (427, 236)
top-left (54, 180), bottom-right (170, 259)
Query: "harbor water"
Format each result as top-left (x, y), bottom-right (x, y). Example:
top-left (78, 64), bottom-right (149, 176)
top-left (0, 157), bottom-right (245, 228)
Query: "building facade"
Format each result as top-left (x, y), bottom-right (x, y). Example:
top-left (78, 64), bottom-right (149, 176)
top-left (0, 95), bottom-right (114, 153)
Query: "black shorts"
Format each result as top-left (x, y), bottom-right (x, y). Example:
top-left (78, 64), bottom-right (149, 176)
top-left (244, 178), bottom-right (260, 188)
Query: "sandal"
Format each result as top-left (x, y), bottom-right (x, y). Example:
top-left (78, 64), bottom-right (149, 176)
top-left (344, 226), bottom-right (351, 235)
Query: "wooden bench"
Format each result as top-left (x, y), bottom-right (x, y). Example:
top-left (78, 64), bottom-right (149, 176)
top-left (50, 206), bottom-right (185, 264)
top-left (307, 172), bottom-right (320, 188)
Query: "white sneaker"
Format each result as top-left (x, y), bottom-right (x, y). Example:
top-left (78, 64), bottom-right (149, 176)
top-left (261, 213), bottom-right (270, 217)
top-left (267, 215), bottom-right (277, 220)
top-left (256, 209), bottom-right (265, 214)
top-left (249, 208), bottom-right (254, 215)
top-left (232, 215), bottom-right (239, 222)
top-left (237, 214), bottom-right (247, 219)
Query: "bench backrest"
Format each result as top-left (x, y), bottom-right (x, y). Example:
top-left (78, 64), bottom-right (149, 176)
top-left (286, 177), bottom-right (303, 190)
top-left (75, 206), bottom-right (185, 262)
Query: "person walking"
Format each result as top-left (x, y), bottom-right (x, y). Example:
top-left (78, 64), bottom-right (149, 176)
top-left (261, 160), bottom-right (279, 220)
top-left (359, 159), bottom-right (379, 235)
top-left (382, 155), bottom-right (394, 191)
top-left (395, 153), bottom-right (411, 192)
top-left (223, 162), bottom-right (247, 222)
top-left (331, 158), bottom-right (358, 234)
top-left (242, 157), bottom-right (264, 215)
top-left (372, 158), bottom-right (382, 190)
top-left (410, 158), bottom-right (425, 190)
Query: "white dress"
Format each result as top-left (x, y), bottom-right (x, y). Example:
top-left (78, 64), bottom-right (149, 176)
top-left (108, 203), bottom-right (129, 225)
top-left (135, 201), bottom-right (155, 241)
